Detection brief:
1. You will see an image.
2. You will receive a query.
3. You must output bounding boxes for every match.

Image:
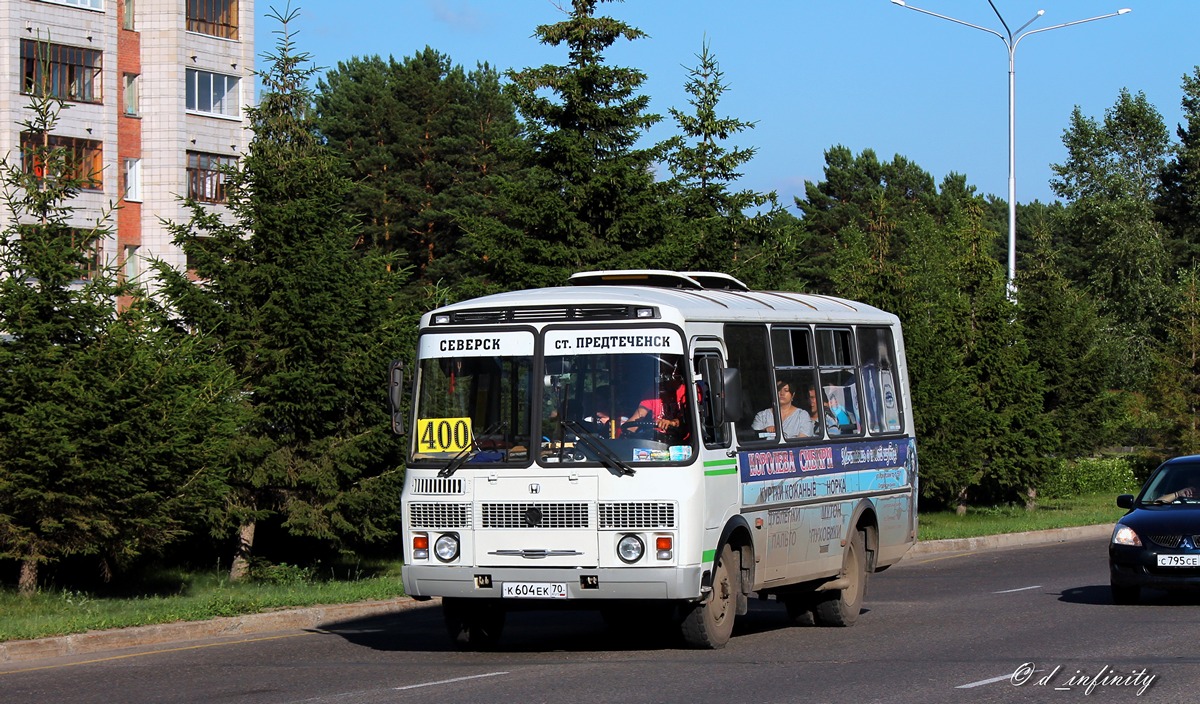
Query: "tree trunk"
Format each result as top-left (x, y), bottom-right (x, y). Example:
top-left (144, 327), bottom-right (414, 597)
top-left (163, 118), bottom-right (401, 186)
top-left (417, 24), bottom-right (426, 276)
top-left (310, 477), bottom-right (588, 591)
top-left (18, 559), bottom-right (38, 597)
top-left (229, 520), bottom-right (256, 582)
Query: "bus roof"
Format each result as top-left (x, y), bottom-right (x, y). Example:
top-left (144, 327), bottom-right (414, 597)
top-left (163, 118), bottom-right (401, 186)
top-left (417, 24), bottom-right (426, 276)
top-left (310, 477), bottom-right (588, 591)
top-left (423, 270), bottom-right (899, 328)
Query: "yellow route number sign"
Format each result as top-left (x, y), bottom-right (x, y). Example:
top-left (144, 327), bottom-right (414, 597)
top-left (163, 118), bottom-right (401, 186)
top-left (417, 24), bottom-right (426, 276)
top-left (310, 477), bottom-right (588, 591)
top-left (416, 417), bottom-right (474, 454)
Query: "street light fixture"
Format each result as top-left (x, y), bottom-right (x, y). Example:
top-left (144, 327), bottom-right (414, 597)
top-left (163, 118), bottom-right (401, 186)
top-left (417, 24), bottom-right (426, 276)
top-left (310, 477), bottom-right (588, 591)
top-left (890, 0), bottom-right (1131, 298)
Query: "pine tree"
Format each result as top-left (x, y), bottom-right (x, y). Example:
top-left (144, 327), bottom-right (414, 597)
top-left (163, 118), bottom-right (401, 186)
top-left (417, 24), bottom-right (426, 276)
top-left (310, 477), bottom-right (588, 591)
top-left (0, 55), bottom-right (242, 594)
top-left (153, 7), bottom-right (410, 580)
top-left (315, 50), bottom-right (521, 290)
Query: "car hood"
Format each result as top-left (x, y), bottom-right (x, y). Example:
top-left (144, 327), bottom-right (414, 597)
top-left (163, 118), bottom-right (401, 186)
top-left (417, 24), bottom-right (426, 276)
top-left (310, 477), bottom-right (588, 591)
top-left (1121, 505), bottom-right (1200, 534)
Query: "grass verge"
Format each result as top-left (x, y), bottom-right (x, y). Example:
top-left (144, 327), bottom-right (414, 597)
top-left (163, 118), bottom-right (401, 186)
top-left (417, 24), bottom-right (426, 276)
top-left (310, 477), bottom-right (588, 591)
top-left (918, 492), bottom-right (1125, 541)
top-left (0, 563), bottom-right (407, 643)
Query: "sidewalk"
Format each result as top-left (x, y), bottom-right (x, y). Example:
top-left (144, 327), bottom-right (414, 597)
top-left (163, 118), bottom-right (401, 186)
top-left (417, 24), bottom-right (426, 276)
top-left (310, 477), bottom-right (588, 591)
top-left (0, 523), bottom-right (1115, 664)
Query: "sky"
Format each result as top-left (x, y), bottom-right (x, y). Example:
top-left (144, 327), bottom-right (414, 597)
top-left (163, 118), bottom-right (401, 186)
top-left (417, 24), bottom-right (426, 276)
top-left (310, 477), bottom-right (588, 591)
top-left (254, 0), bottom-right (1200, 209)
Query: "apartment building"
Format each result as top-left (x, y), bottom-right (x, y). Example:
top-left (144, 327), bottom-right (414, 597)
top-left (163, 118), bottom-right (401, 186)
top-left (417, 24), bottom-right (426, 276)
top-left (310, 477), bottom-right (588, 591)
top-left (0, 0), bottom-right (254, 284)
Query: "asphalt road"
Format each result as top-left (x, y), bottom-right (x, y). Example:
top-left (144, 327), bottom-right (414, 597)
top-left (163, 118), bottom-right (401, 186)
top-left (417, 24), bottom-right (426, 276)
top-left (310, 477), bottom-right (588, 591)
top-left (2, 537), bottom-right (1198, 703)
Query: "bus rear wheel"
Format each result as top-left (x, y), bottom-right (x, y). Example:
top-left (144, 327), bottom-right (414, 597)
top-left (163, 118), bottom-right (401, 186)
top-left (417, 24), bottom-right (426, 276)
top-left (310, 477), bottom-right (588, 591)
top-left (442, 597), bottom-right (505, 650)
top-left (680, 544), bottom-right (738, 648)
top-left (813, 529), bottom-right (867, 627)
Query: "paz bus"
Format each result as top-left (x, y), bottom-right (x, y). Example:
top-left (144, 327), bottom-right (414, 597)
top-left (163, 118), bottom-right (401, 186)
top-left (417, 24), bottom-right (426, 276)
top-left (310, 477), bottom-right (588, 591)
top-left (390, 270), bottom-right (917, 649)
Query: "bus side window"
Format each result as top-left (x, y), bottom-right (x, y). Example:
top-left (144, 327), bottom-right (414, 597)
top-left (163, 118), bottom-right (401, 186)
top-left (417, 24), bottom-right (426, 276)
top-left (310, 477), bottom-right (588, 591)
top-left (725, 324), bottom-right (774, 443)
top-left (857, 326), bottom-right (904, 433)
top-left (816, 327), bottom-right (863, 437)
top-left (770, 327), bottom-right (820, 440)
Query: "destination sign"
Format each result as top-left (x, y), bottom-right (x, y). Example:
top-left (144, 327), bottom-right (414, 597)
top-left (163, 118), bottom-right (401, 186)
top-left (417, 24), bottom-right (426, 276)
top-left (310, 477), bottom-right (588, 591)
top-left (418, 331), bottom-right (534, 358)
top-left (544, 328), bottom-right (683, 354)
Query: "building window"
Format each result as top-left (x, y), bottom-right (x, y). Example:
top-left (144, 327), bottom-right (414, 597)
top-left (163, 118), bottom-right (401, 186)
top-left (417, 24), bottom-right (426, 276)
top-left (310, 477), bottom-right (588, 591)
top-left (21, 39), bottom-right (103, 104)
top-left (187, 151), bottom-right (236, 203)
top-left (124, 158), bottom-right (141, 201)
top-left (123, 245), bottom-right (139, 282)
top-left (123, 73), bottom-right (140, 115)
top-left (123, 0), bottom-right (135, 30)
top-left (185, 69), bottom-right (240, 118)
top-left (21, 132), bottom-right (103, 191)
top-left (187, 0), bottom-right (238, 40)
top-left (36, 0), bottom-right (104, 10)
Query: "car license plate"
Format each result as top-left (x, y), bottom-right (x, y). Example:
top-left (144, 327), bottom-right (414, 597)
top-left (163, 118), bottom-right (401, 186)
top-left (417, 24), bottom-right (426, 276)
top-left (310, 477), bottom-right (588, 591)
top-left (502, 582), bottom-right (568, 599)
top-left (1157, 554), bottom-right (1200, 567)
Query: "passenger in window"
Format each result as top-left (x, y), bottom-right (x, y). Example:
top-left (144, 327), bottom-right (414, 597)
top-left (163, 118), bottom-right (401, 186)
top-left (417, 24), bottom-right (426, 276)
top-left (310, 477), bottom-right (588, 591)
top-left (807, 387), bottom-right (822, 437)
top-left (752, 381), bottom-right (813, 439)
top-left (823, 386), bottom-right (858, 435)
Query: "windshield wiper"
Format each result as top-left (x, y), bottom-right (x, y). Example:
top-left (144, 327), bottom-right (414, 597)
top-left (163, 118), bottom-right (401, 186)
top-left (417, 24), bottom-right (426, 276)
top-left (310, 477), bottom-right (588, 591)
top-left (562, 420), bottom-right (635, 476)
top-left (437, 421), bottom-right (507, 478)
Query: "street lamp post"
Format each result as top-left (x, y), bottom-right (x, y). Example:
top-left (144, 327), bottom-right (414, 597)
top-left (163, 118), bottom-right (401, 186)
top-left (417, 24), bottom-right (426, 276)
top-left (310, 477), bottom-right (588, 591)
top-left (890, 0), bottom-right (1130, 298)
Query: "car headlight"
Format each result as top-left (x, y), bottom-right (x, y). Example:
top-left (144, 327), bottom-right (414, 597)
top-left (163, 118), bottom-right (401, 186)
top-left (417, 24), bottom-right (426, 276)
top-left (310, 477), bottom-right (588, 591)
top-left (617, 534), bottom-right (645, 563)
top-left (434, 533), bottom-right (460, 562)
top-left (1112, 524), bottom-right (1142, 547)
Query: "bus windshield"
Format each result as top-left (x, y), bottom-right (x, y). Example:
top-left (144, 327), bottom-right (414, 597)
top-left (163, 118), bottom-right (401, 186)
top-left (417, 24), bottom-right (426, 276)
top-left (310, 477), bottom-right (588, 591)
top-left (411, 331), bottom-right (534, 465)
top-left (541, 329), bottom-right (694, 465)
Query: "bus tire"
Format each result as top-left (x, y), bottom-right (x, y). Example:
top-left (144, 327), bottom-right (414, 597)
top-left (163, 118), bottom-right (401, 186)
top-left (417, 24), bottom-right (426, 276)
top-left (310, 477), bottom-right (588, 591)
top-left (680, 544), bottom-right (737, 648)
top-left (813, 529), bottom-right (866, 627)
top-left (782, 594), bottom-right (816, 626)
top-left (442, 597), bottom-right (505, 650)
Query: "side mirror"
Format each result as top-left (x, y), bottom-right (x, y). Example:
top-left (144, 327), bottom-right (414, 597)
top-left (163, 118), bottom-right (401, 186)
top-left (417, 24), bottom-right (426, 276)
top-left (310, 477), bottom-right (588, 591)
top-left (1116, 494), bottom-right (1135, 510)
top-left (389, 359), bottom-right (406, 436)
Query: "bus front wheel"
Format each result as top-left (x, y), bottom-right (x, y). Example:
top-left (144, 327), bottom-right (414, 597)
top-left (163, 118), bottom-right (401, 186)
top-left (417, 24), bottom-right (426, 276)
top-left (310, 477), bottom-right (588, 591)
top-left (442, 597), bottom-right (505, 650)
top-left (813, 529), bottom-right (866, 627)
top-left (680, 544), bottom-right (738, 648)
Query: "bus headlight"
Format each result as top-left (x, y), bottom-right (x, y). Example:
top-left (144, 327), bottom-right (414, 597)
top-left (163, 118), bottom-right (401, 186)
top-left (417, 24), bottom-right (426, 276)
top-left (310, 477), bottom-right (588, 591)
top-left (434, 533), bottom-right (460, 562)
top-left (617, 534), bottom-right (645, 563)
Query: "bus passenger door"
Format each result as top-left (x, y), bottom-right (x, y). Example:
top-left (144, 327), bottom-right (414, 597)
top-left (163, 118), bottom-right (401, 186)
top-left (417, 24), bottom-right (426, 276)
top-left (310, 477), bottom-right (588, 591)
top-left (694, 349), bottom-right (738, 532)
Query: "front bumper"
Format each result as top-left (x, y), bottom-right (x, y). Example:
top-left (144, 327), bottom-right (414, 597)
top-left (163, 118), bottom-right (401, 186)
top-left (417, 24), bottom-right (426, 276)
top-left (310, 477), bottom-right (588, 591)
top-left (403, 564), bottom-right (707, 601)
top-left (1109, 545), bottom-right (1200, 591)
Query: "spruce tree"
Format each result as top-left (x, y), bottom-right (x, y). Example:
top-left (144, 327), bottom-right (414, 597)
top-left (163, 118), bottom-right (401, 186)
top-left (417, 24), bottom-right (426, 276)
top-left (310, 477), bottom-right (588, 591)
top-left (662, 39), bottom-right (771, 273)
top-left (0, 57), bottom-right (241, 594)
top-left (153, 7), bottom-right (410, 580)
top-left (1159, 67), bottom-right (1200, 272)
top-left (460, 0), bottom-right (671, 291)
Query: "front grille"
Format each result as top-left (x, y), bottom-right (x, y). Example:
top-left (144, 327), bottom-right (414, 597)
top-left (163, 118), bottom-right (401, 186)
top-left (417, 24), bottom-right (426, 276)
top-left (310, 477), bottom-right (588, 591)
top-left (481, 502), bottom-right (590, 529)
top-left (409, 503), bottom-right (472, 529)
top-left (599, 501), bottom-right (676, 529)
top-left (410, 477), bottom-right (466, 495)
top-left (1149, 535), bottom-right (1183, 548)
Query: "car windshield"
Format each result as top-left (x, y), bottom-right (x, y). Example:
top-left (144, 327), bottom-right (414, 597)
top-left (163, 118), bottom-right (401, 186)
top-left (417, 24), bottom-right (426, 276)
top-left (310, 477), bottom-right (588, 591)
top-left (1140, 462), bottom-right (1200, 504)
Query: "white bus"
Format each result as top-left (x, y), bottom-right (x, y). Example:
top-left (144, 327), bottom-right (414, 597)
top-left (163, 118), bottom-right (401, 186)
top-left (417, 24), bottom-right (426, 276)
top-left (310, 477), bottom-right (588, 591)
top-left (391, 270), bottom-right (917, 649)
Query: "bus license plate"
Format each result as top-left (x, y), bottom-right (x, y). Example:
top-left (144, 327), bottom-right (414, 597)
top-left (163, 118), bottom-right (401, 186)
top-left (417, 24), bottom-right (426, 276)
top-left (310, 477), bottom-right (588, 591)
top-left (502, 582), bottom-right (568, 599)
top-left (1157, 554), bottom-right (1200, 567)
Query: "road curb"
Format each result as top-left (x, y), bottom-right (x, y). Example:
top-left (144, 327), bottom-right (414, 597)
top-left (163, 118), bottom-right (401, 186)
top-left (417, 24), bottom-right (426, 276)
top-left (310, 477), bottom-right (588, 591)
top-left (907, 523), bottom-right (1114, 556)
top-left (0, 597), bottom-right (436, 665)
top-left (1, 524), bottom-right (1117, 664)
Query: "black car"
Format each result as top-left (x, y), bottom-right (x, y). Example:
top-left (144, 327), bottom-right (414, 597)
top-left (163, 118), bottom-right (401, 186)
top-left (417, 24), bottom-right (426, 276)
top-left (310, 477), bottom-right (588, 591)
top-left (1110, 455), bottom-right (1200, 604)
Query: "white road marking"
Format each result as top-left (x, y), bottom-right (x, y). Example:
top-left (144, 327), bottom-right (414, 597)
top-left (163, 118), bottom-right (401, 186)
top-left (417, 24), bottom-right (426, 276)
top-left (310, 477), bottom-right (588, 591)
top-left (957, 673), bottom-right (1014, 689)
top-left (394, 671), bottom-right (510, 691)
top-left (993, 585), bottom-right (1041, 593)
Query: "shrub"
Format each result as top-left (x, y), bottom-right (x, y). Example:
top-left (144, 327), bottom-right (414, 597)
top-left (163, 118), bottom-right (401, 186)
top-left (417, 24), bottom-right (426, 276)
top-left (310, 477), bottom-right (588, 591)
top-left (1040, 457), bottom-right (1139, 499)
